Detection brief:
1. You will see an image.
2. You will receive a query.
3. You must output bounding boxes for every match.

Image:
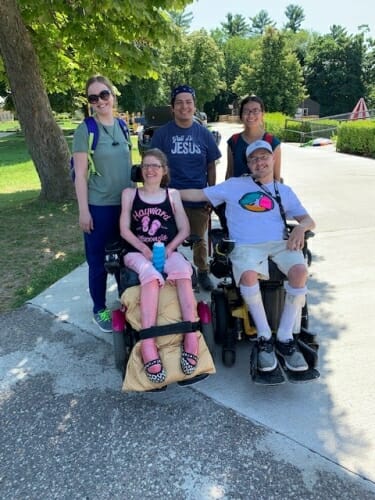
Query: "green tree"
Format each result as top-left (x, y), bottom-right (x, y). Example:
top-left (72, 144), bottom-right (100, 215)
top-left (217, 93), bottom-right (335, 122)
top-left (209, 27), bottom-right (228, 47)
top-left (169, 8), bottom-right (193, 31)
top-left (220, 13), bottom-right (250, 39)
top-left (233, 28), bottom-right (305, 115)
top-left (223, 36), bottom-right (258, 92)
top-left (284, 4), bottom-right (305, 33)
top-left (163, 30), bottom-right (225, 109)
top-left (117, 77), bottom-right (166, 113)
top-left (329, 24), bottom-right (349, 40)
top-left (0, 0), bottom-right (190, 201)
top-left (363, 38), bottom-right (375, 108)
top-left (304, 29), bottom-right (366, 115)
top-left (249, 10), bottom-right (276, 36)
top-left (282, 29), bottom-right (317, 68)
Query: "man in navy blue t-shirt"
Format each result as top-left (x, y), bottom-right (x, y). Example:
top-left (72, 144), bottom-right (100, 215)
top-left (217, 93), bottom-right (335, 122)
top-left (151, 85), bottom-right (222, 291)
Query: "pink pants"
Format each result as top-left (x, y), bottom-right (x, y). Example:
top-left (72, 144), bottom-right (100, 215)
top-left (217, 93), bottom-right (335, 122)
top-left (124, 251), bottom-right (192, 286)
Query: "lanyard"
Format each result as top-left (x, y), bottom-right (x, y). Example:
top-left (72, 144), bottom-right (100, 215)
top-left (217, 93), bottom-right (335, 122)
top-left (254, 180), bottom-right (289, 233)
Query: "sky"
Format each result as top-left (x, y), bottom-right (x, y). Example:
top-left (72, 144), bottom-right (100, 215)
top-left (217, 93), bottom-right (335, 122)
top-left (188, 0), bottom-right (374, 37)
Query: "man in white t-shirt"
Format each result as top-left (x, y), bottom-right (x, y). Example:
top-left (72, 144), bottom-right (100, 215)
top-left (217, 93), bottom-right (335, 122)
top-left (180, 140), bottom-right (316, 373)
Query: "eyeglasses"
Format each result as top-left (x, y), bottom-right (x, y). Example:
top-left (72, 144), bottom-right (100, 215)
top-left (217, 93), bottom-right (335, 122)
top-left (247, 154), bottom-right (271, 165)
top-left (141, 163), bottom-right (163, 170)
top-left (87, 90), bottom-right (111, 104)
top-left (242, 109), bottom-right (262, 116)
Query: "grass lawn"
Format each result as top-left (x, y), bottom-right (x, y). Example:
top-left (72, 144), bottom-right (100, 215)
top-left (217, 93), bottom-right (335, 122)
top-left (0, 122), bottom-right (140, 314)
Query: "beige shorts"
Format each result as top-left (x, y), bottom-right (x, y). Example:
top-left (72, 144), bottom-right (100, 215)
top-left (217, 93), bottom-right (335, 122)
top-left (230, 240), bottom-right (307, 284)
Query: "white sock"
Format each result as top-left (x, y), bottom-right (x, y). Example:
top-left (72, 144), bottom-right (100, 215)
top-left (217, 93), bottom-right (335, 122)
top-left (240, 283), bottom-right (271, 339)
top-left (277, 284), bottom-right (306, 342)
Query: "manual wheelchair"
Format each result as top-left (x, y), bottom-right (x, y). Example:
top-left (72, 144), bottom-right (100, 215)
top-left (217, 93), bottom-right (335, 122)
top-left (208, 213), bottom-right (319, 384)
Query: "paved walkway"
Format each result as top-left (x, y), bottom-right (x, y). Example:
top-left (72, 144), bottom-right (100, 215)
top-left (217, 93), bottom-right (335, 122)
top-left (1, 123), bottom-right (375, 498)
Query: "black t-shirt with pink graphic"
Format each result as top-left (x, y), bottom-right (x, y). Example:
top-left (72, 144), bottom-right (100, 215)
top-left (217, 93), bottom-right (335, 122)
top-left (130, 188), bottom-right (178, 249)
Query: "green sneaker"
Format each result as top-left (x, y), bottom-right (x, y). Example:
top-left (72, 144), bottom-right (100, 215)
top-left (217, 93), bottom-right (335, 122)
top-left (93, 309), bottom-right (112, 333)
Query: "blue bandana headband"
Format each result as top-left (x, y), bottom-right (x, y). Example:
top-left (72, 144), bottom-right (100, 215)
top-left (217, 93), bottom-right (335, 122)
top-left (171, 85), bottom-right (196, 100)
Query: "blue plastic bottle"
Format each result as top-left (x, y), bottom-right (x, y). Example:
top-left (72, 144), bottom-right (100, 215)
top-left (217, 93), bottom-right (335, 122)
top-left (152, 242), bottom-right (165, 273)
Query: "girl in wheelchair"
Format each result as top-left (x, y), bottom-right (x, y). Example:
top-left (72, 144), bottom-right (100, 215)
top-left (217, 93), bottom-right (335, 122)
top-left (119, 148), bottom-right (199, 384)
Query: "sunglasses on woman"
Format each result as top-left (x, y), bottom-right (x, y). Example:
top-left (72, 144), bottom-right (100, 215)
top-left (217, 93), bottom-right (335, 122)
top-left (87, 89), bottom-right (111, 104)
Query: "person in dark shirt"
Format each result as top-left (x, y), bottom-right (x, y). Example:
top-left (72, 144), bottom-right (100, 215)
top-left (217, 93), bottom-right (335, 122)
top-left (151, 85), bottom-right (222, 291)
top-left (226, 95), bottom-right (281, 180)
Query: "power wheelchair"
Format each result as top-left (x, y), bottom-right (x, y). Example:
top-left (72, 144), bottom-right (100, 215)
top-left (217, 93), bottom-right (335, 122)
top-left (208, 206), bottom-right (319, 385)
top-left (104, 165), bottom-right (215, 391)
top-left (104, 237), bottom-right (215, 391)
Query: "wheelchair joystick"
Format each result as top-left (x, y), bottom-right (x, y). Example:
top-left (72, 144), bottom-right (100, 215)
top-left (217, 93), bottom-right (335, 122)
top-left (216, 238), bottom-right (235, 256)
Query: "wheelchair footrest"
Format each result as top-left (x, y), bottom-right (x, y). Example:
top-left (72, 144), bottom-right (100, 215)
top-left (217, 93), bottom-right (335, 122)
top-left (250, 343), bottom-right (286, 385)
top-left (276, 337), bottom-right (320, 383)
top-left (277, 355), bottom-right (320, 383)
top-left (297, 336), bottom-right (319, 368)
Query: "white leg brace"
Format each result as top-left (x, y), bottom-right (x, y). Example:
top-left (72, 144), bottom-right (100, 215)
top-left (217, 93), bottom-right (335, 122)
top-left (277, 283), bottom-right (307, 341)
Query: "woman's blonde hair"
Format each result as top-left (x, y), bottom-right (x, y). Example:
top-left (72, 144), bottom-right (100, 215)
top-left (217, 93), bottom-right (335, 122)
top-left (85, 75), bottom-right (115, 97)
top-left (142, 148), bottom-right (170, 187)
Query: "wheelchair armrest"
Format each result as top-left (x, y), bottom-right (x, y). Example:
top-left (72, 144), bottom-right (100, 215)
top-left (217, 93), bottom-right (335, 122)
top-left (305, 230), bottom-right (315, 240)
top-left (287, 222), bottom-right (314, 240)
top-left (119, 266), bottom-right (140, 295)
top-left (182, 234), bottom-right (201, 247)
top-left (104, 238), bottom-right (128, 274)
top-left (209, 227), bottom-right (227, 246)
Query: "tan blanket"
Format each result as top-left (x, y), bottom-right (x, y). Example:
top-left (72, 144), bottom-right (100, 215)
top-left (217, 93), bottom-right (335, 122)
top-left (121, 283), bottom-right (216, 392)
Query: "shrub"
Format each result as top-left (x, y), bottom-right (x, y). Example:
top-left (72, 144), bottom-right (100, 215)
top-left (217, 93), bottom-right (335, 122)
top-left (264, 113), bottom-right (287, 140)
top-left (336, 120), bottom-right (375, 158)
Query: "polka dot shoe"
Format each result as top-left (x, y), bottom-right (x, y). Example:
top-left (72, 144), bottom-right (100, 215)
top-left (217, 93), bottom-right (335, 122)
top-left (144, 359), bottom-right (167, 384)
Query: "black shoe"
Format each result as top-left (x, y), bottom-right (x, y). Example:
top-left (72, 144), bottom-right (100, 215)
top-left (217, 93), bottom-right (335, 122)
top-left (275, 338), bottom-right (308, 372)
top-left (198, 271), bottom-right (214, 291)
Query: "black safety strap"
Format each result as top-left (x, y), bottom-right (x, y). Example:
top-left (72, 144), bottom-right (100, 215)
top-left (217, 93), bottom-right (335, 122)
top-left (139, 321), bottom-right (200, 340)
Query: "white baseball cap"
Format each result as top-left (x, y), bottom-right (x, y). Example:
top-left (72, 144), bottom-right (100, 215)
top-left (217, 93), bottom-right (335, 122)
top-left (246, 140), bottom-right (273, 157)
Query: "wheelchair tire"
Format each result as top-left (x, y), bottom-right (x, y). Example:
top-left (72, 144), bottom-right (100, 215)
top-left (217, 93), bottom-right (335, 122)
top-left (211, 289), bottom-right (229, 345)
top-left (301, 302), bottom-right (309, 330)
top-left (222, 348), bottom-right (236, 367)
top-left (113, 330), bottom-right (127, 372)
top-left (306, 249), bottom-right (312, 267)
top-left (201, 322), bottom-right (215, 355)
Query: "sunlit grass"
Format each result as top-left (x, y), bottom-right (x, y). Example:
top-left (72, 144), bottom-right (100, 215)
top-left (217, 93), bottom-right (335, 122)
top-left (0, 123), bottom-right (140, 313)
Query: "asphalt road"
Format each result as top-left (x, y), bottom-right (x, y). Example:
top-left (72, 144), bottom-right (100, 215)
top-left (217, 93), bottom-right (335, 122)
top-left (1, 122), bottom-right (375, 499)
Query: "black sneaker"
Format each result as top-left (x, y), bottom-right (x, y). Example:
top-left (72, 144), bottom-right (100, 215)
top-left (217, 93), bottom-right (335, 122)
top-left (257, 336), bottom-right (277, 372)
top-left (276, 339), bottom-right (308, 372)
top-left (198, 271), bottom-right (214, 291)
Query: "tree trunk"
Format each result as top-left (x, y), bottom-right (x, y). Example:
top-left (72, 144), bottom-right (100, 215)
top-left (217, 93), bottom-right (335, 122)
top-left (0, 0), bottom-right (74, 201)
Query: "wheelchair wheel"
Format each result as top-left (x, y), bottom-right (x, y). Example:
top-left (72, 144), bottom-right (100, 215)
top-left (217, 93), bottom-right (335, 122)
top-left (201, 322), bottom-right (215, 355)
top-left (211, 289), bottom-right (229, 345)
top-left (113, 330), bottom-right (126, 372)
top-left (301, 302), bottom-right (309, 330)
top-left (306, 249), bottom-right (312, 267)
top-left (222, 348), bottom-right (236, 367)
